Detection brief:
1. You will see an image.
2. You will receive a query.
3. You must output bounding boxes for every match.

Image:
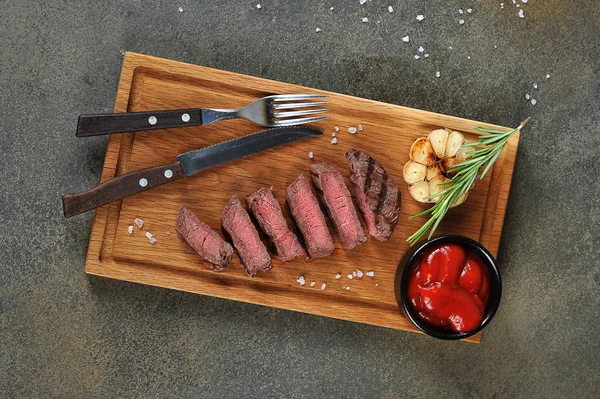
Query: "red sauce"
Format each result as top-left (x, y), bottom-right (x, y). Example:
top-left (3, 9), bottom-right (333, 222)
top-left (407, 243), bottom-right (490, 333)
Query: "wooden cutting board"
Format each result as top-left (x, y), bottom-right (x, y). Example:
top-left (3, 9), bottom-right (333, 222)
top-left (85, 52), bottom-right (519, 343)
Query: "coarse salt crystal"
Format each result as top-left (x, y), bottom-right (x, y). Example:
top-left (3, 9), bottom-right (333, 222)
top-left (366, 271), bottom-right (375, 277)
top-left (178, 6), bottom-right (183, 12)
top-left (525, 94), bottom-right (531, 100)
top-left (531, 99), bottom-right (537, 105)
top-left (516, 4), bottom-right (520, 7)
top-left (522, 0), bottom-right (528, 3)
top-left (418, 46), bottom-right (424, 53)
top-left (402, 36), bottom-right (410, 43)
top-left (335, 273), bottom-right (342, 279)
top-left (360, 0), bottom-right (367, 5)
top-left (375, 283), bottom-right (379, 287)
top-left (512, 0), bottom-right (516, 4)
top-left (414, 55), bottom-right (421, 60)
top-left (134, 218), bottom-right (144, 228)
top-left (388, 6), bottom-right (393, 13)
top-left (459, 19), bottom-right (465, 25)
top-left (331, 137), bottom-right (338, 145)
top-left (459, 9), bottom-right (463, 14)
top-left (321, 283), bottom-right (326, 290)
top-left (362, 17), bottom-right (369, 23)
top-left (467, 56), bottom-right (471, 59)
top-left (467, 8), bottom-right (472, 13)
top-left (347, 274), bottom-right (353, 280)
top-left (166, 231), bottom-right (171, 235)
top-left (330, 6), bottom-right (334, 11)
top-left (358, 124), bottom-right (363, 131)
top-left (316, 28), bottom-right (322, 32)
top-left (308, 151), bottom-right (314, 159)
top-left (435, 71), bottom-right (441, 78)
top-left (297, 276), bottom-right (306, 286)
top-left (345, 286), bottom-right (351, 291)
top-left (310, 281), bottom-right (316, 287)
top-left (335, 126), bottom-right (340, 131)
top-left (494, 45), bottom-right (498, 48)
top-left (533, 83), bottom-right (538, 89)
top-left (546, 74), bottom-right (550, 79)
top-left (332, 132), bottom-right (336, 137)
top-left (352, 271), bottom-right (357, 277)
top-left (256, 4), bottom-right (261, 9)
top-left (356, 269), bottom-right (364, 278)
top-left (145, 231), bottom-right (156, 244)
top-left (128, 225), bottom-right (133, 235)
top-left (416, 15), bottom-right (424, 21)
top-left (424, 54), bottom-right (429, 58)
top-left (348, 127), bottom-right (357, 134)
top-left (518, 9), bottom-right (524, 18)
top-left (501, 2), bottom-right (505, 9)
top-left (448, 46), bottom-right (453, 50)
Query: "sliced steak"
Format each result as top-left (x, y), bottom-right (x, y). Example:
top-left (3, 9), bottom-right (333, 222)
top-left (286, 174), bottom-right (335, 259)
top-left (345, 149), bottom-right (401, 241)
top-left (176, 205), bottom-right (234, 272)
top-left (310, 162), bottom-right (366, 250)
top-left (246, 186), bottom-right (306, 261)
top-left (222, 195), bottom-right (272, 276)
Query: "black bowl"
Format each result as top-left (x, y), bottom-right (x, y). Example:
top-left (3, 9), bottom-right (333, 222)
top-left (394, 235), bottom-right (502, 340)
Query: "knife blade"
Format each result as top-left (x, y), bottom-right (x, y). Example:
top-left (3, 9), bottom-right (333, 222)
top-left (62, 126), bottom-right (322, 218)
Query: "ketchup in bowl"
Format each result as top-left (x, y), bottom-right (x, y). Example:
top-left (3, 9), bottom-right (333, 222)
top-left (406, 242), bottom-right (492, 334)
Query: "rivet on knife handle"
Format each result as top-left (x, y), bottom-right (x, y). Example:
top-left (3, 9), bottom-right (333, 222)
top-left (76, 109), bottom-right (202, 137)
top-left (62, 162), bottom-right (184, 218)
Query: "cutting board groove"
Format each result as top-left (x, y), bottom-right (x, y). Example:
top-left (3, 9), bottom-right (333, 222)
top-left (84, 52), bottom-right (520, 343)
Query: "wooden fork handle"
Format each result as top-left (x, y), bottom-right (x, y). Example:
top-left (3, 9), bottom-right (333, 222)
top-left (76, 109), bottom-right (202, 137)
top-left (62, 162), bottom-right (184, 218)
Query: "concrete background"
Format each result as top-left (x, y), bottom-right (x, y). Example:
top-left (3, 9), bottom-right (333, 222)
top-left (1, 0), bottom-right (598, 397)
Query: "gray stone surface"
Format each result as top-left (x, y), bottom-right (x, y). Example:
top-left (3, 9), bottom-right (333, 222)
top-left (1, 1), bottom-right (598, 397)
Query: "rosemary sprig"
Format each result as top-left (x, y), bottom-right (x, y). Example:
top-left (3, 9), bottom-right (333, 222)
top-left (406, 118), bottom-right (530, 246)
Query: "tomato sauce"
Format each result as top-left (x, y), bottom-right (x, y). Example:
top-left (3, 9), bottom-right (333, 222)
top-left (407, 243), bottom-right (490, 333)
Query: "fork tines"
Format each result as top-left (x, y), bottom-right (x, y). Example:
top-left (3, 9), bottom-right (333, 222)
top-left (270, 94), bottom-right (329, 125)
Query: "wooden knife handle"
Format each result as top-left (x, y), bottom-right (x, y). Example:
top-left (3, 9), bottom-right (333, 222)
top-left (76, 109), bottom-right (202, 137)
top-left (62, 162), bottom-right (184, 218)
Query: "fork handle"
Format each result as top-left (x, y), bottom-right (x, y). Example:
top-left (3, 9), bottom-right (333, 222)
top-left (76, 108), bottom-right (202, 137)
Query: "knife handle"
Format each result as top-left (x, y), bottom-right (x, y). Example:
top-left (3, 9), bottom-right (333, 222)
top-left (62, 162), bottom-right (184, 218)
top-left (76, 109), bottom-right (202, 137)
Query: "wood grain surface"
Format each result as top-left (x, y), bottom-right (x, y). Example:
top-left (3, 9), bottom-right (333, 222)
top-left (84, 52), bottom-right (520, 343)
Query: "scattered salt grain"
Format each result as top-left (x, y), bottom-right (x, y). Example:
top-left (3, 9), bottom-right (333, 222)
top-left (332, 132), bottom-right (337, 137)
top-left (345, 286), bottom-right (351, 291)
top-left (362, 17), bottom-right (369, 23)
top-left (418, 46), bottom-right (425, 53)
top-left (335, 273), bottom-right (342, 279)
top-left (128, 225), bottom-right (133, 235)
top-left (348, 127), bottom-right (357, 134)
top-left (518, 9), bottom-right (524, 18)
top-left (512, 0), bottom-right (516, 4)
top-left (448, 46), bottom-right (453, 50)
top-left (435, 71), bottom-right (441, 78)
top-left (516, 4), bottom-right (520, 7)
top-left (459, 9), bottom-right (464, 14)
top-left (459, 19), bottom-right (465, 25)
top-left (424, 54), bottom-right (429, 58)
top-left (297, 276), bottom-right (306, 286)
top-left (533, 83), bottom-right (538, 89)
top-left (366, 271), bottom-right (375, 277)
top-left (388, 6), bottom-right (394, 13)
top-left (308, 151), bottom-right (314, 159)
top-left (331, 137), bottom-right (338, 145)
top-left (145, 231), bottom-right (156, 244)
top-left (347, 274), bottom-right (353, 280)
top-left (501, 2), bottom-right (505, 9)
top-left (522, 0), bottom-right (528, 3)
top-left (375, 283), bottom-right (379, 287)
top-left (178, 6), bottom-right (183, 12)
top-left (256, 4), bottom-right (261, 9)
top-left (321, 283), bottom-right (327, 290)
top-left (335, 126), bottom-right (340, 131)
top-left (467, 8), bottom-right (473, 13)
top-left (525, 93), bottom-right (531, 100)
top-left (467, 56), bottom-right (471, 59)
top-left (402, 36), bottom-right (410, 43)
top-left (494, 45), bottom-right (498, 49)
top-left (330, 6), bottom-right (334, 11)
top-left (531, 98), bottom-right (537, 105)
top-left (358, 124), bottom-right (363, 131)
top-left (352, 271), bottom-right (357, 277)
top-left (416, 15), bottom-right (424, 21)
top-left (546, 74), bottom-right (551, 79)
top-left (414, 55), bottom-right (421, 60)
top-left (166, 231), bottom-right (171, 235)
top-left (134, 218), bottom-right (144, 228)
top-left (356, 269), bottom-right (364, 278)
top-left (316, 27), bottom-right (322, 33)
top-left (359, 0), bottom-right (367, 5)
top-left (310, 281), bottom-right (316, 287)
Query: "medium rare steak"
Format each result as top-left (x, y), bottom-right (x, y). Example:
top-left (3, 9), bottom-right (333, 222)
top-left (345, 149), bottom-right (401, 241)
top-left (222, 195), bottom-right (272, 276)
top-left (246, 186), bottom-right (305, 261)
top-left (286, 174), bottom-right (335, 259)
top-left (310, 162), bottom-right (366, 250)
top-left (176, 205), bottom-right (234, 271)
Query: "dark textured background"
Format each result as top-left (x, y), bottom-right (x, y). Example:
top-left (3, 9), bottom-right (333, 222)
top-left (1, 1), bottom-right (599, 398)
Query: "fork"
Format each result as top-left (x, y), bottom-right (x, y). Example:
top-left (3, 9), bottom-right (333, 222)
top-left (76, 94), bottom-right (329, 137)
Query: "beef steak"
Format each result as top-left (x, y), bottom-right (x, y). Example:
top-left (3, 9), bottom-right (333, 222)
top-left (286, 174), bottom-right (335, 259)
top-left (310, 162), bottom-right (366, 250)
top-left (246, 186), bottom-right (306, 261)
top-left (222, 195), bottom-right (272, 276)
top-left (176, 205), bottom-right (234, 271)
top-left (345, 149), bottom-right (401, 241)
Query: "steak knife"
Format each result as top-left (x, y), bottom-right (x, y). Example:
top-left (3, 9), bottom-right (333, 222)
top-left (62, 126), bottom-right (322, 218)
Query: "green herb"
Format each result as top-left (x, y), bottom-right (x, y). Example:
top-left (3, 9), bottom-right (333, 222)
top-left (406, 118), bottom-right (530, 246)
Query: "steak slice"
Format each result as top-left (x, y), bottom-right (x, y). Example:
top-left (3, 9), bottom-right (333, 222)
top-left (345, 149), bottom-right (401, 241)
top-left (246, 186), bottom-right (306, 261)
top-left (176, 205), bottom-right (234, 271)
top-left (221, 195), bottom-right (272, 277)
top-left (286, 174), bottom-right (334, 259)
top-left (310, 162), bottom-right (367, 250)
